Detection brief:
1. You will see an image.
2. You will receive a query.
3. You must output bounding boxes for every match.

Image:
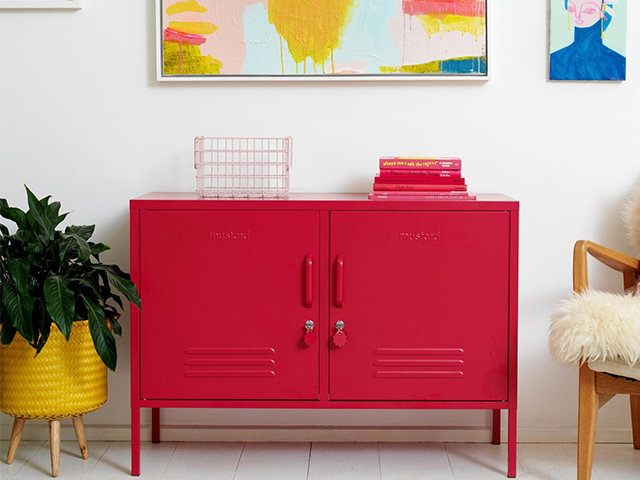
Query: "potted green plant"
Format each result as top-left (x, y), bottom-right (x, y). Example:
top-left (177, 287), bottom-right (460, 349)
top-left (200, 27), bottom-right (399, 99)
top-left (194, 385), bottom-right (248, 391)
top-left (0, 186), bottom-right (140, 477)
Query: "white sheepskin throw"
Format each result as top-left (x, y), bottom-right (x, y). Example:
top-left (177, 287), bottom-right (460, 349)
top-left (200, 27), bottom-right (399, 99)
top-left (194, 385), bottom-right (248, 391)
top-left (623, 182), bottom-right (640, 254)
top-left (549, 289), bottom-right (640, 366)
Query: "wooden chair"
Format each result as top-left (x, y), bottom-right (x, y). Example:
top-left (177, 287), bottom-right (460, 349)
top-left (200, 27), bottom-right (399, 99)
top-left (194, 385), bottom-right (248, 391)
top-left (573, 240), bottom-right (640, 480)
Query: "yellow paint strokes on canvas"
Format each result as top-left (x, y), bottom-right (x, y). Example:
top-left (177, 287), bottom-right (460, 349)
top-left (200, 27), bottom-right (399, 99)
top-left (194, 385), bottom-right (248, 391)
top-left (163, 42), bottom-right (222, 75)
top-left (268, 0), bottom-right (356, 69)
top-left (168, 21), bottom-right (219, 35)
top-left (201, 55), bottom-right (222, 71)
top-left (166, 1), bottom-right (207, 16)
top-left (418, 14), bottom-right (485, 39)
top-left (380, 61), bottom-right (441, 74)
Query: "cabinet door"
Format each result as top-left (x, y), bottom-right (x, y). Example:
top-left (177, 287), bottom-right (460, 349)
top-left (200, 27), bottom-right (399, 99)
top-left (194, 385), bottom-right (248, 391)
top-left (329, 211), bottom-right (510, 401)
top-left (139, 210), bottom-right (320, 400)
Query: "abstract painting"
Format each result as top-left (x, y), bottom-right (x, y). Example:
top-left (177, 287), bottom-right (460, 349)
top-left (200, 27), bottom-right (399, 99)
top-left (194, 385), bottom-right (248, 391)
top-left (550, 0), bottom-right (627, 81)
top-left (158, 0), bottom-right (488, 79)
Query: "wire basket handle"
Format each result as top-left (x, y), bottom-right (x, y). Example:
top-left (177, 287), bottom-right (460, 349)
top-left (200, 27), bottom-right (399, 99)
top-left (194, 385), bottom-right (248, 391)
top-left (285, 137), bottom-right (293, 169)
top-left (194, 137), bottom-right (202, 169)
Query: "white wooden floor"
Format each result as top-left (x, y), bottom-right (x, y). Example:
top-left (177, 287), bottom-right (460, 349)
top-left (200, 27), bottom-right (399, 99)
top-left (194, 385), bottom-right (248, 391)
top-left (2, 441), bottom-right (640, 480)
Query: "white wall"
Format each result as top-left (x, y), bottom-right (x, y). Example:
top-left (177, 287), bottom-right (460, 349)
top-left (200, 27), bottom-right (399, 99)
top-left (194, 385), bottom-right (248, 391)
top-left (1, 1), bottom-right (640, 443)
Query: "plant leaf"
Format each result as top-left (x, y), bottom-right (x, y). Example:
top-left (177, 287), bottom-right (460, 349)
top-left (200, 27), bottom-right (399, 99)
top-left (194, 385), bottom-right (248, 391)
top-left (33, 299), bottom-right (50, 354)
top-left (2, 284), bottom-right (34, 343)
top-left (68, 277), bottom-right (102, 298)
top-left (0, 222), bottom-right (9, 236)
top-left (107, 272), bottom-right (141, 309)
top-left (91, 264), bottom-right (141, 309)
top-left (109, 293), bottom-right (124, 310)
top-left (0, 323), bottom-right (17, 345)
top-left (25, 186), bottom-right (54, 241)
top-left (26, 241), bottom-right (43, 256)
top-left (82, 294), bottom-right (117, 371)
top-left (66, 234), bottom-right (91, 263)
top-left (104, 263), bottom-right (130, 279)
top-left (104, 309), bottom-right (122, 335)
top-left (65, 225), bottom-right (95, 241)
top-left (89, 242), bottom-right (110, 259)
top-left (56, 212), bottom-right (69, 226)
top-left (58, 237), bottom-right (77, 264)
top-left (0, 306), bottom-right (17, 344)
top-left (45, 201), bottom-right (62, 228)
top-left (44, 273), bottom-right (75, 340)
top-left (8, 257), bottom-right (30, 297)
top-left (0, 201), bottom-right (29, 230)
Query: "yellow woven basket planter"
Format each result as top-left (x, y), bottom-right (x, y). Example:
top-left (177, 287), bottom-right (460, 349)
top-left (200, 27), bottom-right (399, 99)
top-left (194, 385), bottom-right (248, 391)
top-left (0, 321), bottom-right (107, 420)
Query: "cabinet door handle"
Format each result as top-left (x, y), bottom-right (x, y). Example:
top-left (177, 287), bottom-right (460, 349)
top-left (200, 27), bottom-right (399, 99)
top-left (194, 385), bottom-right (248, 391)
top-left (336, 254), bottom-right (344, 308)
top-left (305, 254), bottom-right (313, 307)
top-left (304, 320), bottom-right (316, 346)
top-left (333, 320), bottom-right (347, 347)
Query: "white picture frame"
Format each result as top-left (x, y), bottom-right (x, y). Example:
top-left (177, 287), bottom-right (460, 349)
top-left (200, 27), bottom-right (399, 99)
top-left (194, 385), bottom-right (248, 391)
top-left (0, 0), bottom-right (82, 8)
top-left (156, 0), bottom-right (490, 82)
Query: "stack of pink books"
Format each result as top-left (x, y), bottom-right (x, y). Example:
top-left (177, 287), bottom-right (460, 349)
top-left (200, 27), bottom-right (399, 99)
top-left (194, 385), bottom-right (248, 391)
top-left (369, 157), bottom-right (476, 201)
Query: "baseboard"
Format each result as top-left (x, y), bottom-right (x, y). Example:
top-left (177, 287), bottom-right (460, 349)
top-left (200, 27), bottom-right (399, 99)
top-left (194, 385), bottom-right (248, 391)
top-left (2, 423), bottom-right (634, 444)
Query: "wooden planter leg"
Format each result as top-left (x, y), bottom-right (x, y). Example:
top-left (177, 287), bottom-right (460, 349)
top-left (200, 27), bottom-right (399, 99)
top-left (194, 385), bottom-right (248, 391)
top-left (49, 419), bottom-right (61, 478)
top-left (6, 417), bottom-right (26, 464)
top-left (578, 365), bottom-right (598, 480)
top-left (72, 416), bottom-right (89, 459)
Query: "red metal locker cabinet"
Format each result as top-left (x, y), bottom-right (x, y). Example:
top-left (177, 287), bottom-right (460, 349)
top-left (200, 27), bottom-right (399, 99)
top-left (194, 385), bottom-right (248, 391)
top-left (130, 193), bottom-right (519, 478)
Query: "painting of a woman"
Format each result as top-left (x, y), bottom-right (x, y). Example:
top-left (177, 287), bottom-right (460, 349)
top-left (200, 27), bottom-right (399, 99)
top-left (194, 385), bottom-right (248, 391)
top-left (550, 0), bottom-right (626, 81)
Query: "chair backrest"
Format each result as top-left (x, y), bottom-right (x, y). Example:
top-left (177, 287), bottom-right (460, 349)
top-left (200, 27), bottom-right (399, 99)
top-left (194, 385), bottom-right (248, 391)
top-left (624, 183), bottom-right (640, 255)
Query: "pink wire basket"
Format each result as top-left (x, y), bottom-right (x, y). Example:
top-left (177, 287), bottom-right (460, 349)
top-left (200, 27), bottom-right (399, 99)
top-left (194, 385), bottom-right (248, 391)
top-left (194, 137), bottom-right (293, 198)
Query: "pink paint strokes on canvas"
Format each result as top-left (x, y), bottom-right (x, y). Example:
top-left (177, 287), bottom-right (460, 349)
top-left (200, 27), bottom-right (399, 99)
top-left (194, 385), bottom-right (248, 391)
top-left (164, 29), bottom-right (206, 46)
top-left (402, 0), bottom-right (485, 18)
top-left (164, 0), bottom-right (267, 74)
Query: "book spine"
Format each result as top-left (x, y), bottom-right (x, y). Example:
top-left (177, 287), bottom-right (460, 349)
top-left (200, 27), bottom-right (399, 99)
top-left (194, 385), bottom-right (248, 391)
top-left (375, 176), bottom-right (465, 185)
top-left (379, 169), bottom-right (462, 179)
top-left (369, 194), bottom-right (477, 201)
top-left (379, 158), bottom-right (461, 170)
top-left (373, 184), bottom-right (468, 192)
top-left (371, 191), bottom-right (471, 196)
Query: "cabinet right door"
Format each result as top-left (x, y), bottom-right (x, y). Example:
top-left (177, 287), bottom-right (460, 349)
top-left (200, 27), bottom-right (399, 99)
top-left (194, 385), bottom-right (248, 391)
top-left (329, 211), bottom-right (510, 401)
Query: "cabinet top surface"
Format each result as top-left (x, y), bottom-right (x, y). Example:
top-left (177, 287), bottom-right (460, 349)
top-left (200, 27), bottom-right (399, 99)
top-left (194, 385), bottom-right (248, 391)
top-left (131, 192), bottom-right (518, 211)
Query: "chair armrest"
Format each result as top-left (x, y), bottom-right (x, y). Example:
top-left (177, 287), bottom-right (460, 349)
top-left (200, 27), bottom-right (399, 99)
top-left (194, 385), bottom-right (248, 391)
top-left (573, 240), bottom-right (640, 293)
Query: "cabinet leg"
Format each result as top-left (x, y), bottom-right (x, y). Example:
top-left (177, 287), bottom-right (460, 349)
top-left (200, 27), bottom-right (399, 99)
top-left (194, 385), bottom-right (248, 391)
top-left (631, 395), bottom-right (640, 450)
top-left (492, 409), bottom-right (501, 445)
top-left (72, 416), bottom-right (89, 459)
top-left (152, 408), bottom-right (160, 443)
top-left (6, 417), bottom-right (26, 464)
top-left (508, 408), bottom-right (517, 478)
top-left (49, 419), bottom-right (61, 478)
top-left (132, 407), bottom-right (140, 476)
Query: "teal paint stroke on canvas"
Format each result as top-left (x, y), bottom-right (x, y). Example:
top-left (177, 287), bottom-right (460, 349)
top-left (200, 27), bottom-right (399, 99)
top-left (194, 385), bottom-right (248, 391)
top-left (242, 4), bottom-right (289, 75)
top-left (332, 0), bottom-right (402, 73)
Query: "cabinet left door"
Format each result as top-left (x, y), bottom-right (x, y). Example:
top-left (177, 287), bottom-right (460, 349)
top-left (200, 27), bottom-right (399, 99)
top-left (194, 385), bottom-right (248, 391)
top-left (139, 210), bottom-right (320, 400)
